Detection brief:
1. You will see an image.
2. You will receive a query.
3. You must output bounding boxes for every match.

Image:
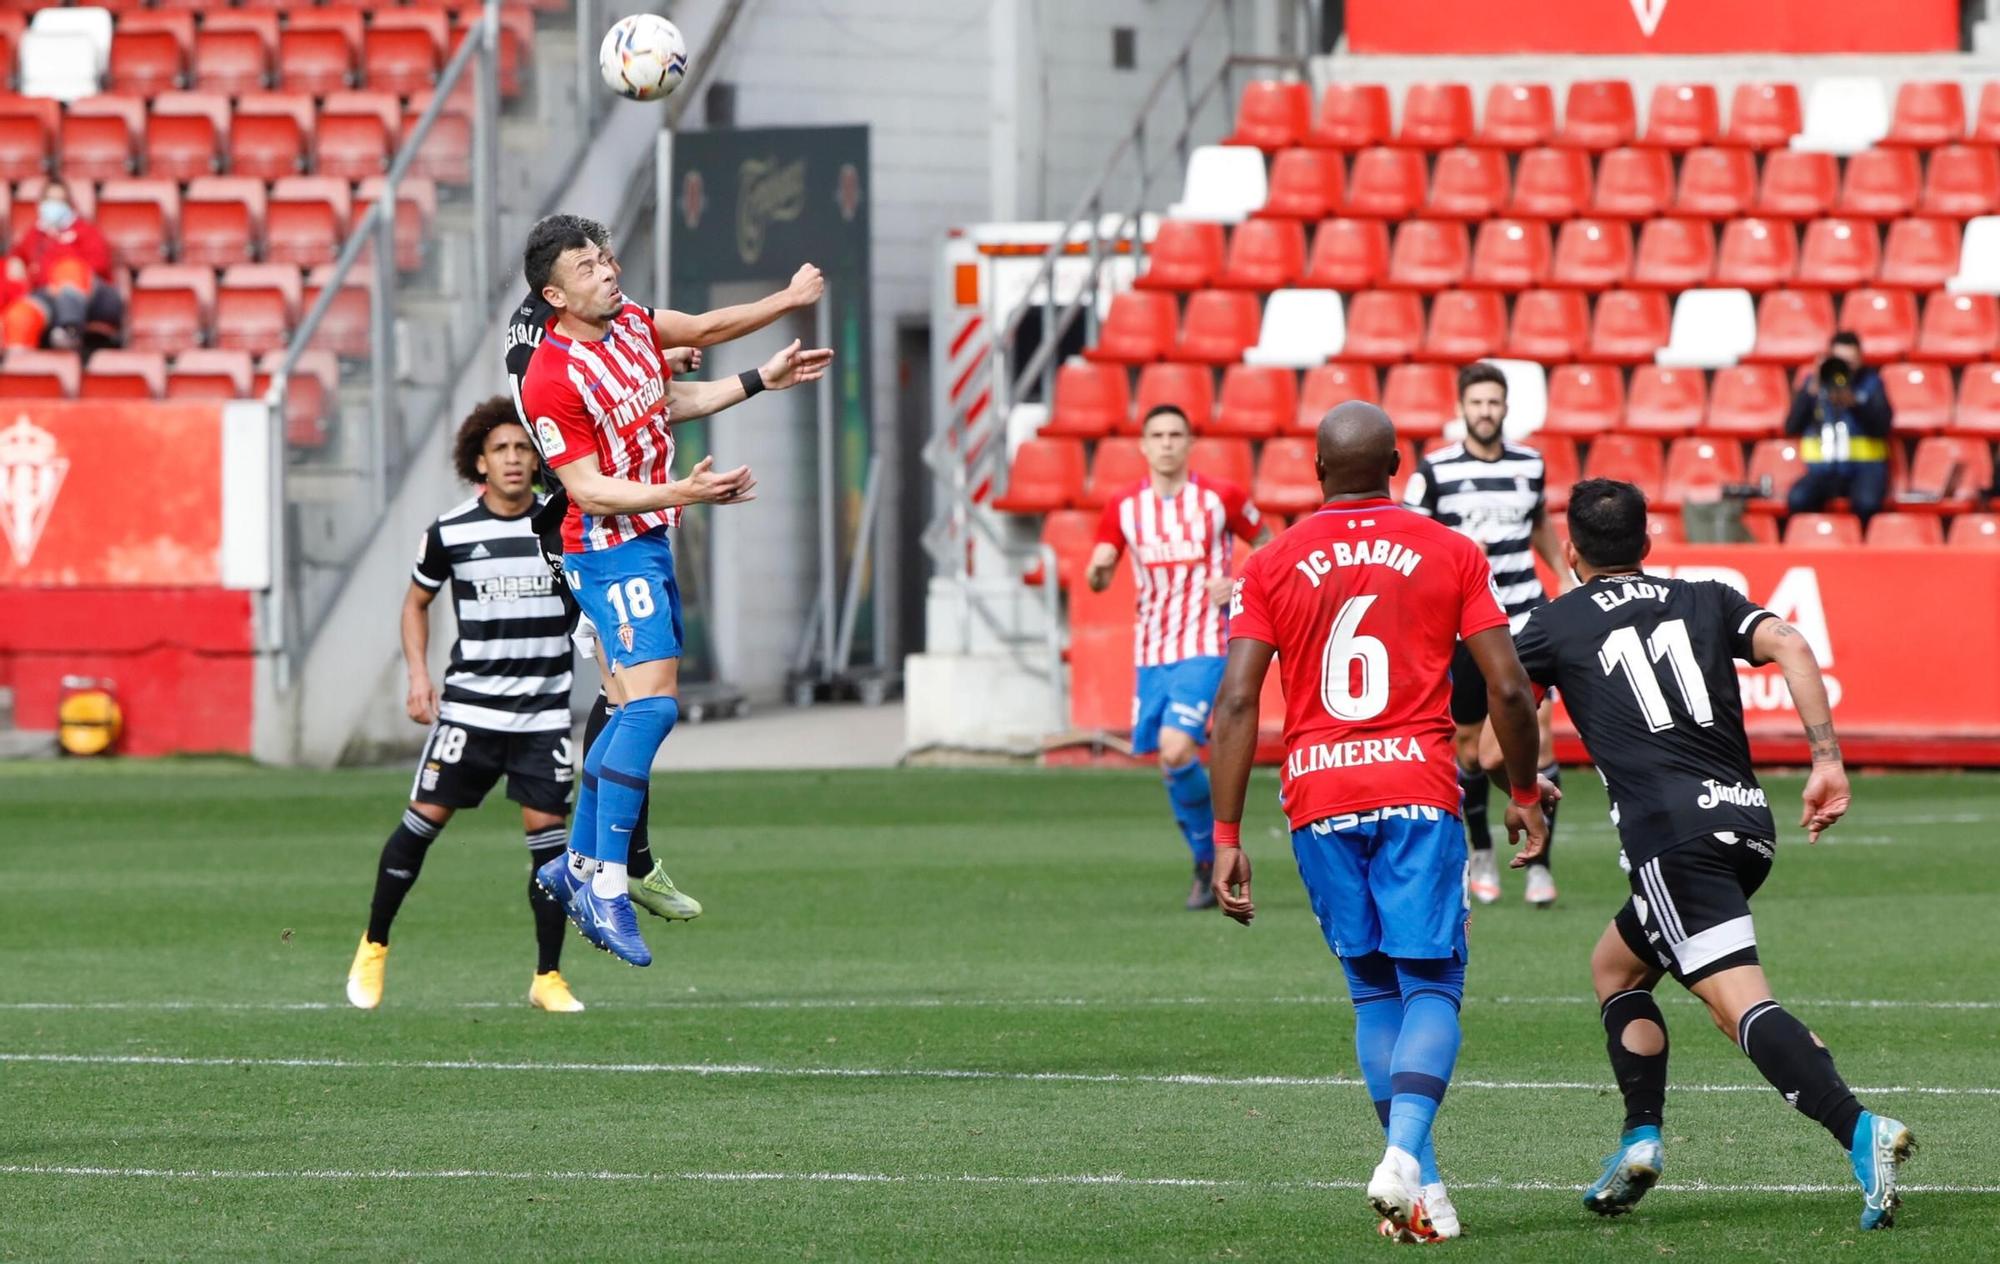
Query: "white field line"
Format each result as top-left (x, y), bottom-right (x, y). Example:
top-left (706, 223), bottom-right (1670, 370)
top-left (3, 1051), bottom-right (1996, 1098)
top-left (2, 994), bottom-right (1995, 1013)
top-left (0, 1163), bottom-right (1994, 1196)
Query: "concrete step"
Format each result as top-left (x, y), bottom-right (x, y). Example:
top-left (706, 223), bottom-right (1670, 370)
top-left (0, 729), bottom-right (58, 760)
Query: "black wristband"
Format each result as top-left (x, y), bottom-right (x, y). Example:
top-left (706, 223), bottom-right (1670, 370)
top-left (738, 369), bottom-right (765, 398)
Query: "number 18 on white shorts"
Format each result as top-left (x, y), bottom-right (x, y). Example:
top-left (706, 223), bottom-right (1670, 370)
top-left (563, 527), bottom-right (684, 670)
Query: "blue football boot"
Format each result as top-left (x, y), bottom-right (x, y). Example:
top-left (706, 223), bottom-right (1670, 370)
top-left (535, 853), bottom-right (607, 952)
top-left (574, 885), bottom-right (651, 967)
top-left (1583, 1125), bottom-right (1663, 1217)
top-left (1850, 1110), bottom-right (1916, 1230)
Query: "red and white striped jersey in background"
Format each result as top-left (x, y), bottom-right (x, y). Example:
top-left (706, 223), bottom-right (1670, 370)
top-left (1094, 475), bottom-right (1263, 666)
top-left (519, 301), bottom-right (678, 553)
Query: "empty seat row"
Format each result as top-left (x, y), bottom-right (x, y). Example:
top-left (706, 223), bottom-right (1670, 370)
top-left (1227, 78), bottom-right (2000, 156)
top-left (88, 174), bottom-right (432, 271)
top-left (0, 345), bottom-right (337, 445)
top-left (1140, 215), bottom-right (1980, 295)
top-left (1176, 142), bottom-right (2000, 225)
top-left (113, 261), bottom-right (372, 356)
top-left (0, 89), bottom-right (473, 185)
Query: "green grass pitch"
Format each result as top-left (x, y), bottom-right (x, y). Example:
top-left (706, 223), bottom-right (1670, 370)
top-left (1, 760), bottom-right (1995, 1261)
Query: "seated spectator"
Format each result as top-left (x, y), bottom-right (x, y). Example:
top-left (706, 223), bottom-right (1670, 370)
top-left (1786, 331), bottom-right (1892, 524)
top-left (4, 178), bottom-right (123, 350)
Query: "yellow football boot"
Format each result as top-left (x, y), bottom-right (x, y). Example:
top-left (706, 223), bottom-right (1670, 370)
top-left (530, 970), bottom-right (586, 1013)
top-left (345, 936), bottom-right (388, 1010)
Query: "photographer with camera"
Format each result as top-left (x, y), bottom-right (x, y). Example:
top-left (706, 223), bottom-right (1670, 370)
top-left (1784, 332), bottom-right (1893, 526)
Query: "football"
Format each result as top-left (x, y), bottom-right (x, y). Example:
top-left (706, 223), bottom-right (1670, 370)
top-left (599, 14), bottom-right (688, 102)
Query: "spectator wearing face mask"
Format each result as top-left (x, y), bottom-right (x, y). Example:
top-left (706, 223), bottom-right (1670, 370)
top-left (3, 178), bottom-right (123, 350)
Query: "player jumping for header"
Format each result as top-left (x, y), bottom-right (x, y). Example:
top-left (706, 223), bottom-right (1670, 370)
top-left (1084, 403), bottom-right (1266, 910)
top-left (518, 214), bottom-right (830, 965)
top-left (1207, 402), bottom-right (1553, 1242)
top-left (1509, 479), bottom-right (1913, 1230)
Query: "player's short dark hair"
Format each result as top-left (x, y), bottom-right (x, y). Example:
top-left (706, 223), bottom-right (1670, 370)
top-left (1457, 361), bottom-right (1507, 404)
top-left (1567, 478), bottom-right (1650, 569)
top-left (453, 396), bottom-right (532, 485)
top-left (1139, 403), bottom-right (1192, 434)
top-left (522, 213), bottom-right (610, 294)
top-left (1830, 329), bottom-right (1862, 353)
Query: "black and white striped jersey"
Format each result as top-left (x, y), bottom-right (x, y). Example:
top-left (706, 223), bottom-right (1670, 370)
top-left (412, 494), bottom-right (573, 734)
top-left (1402, 440), bottom-right (1548, 629)
top-left (505, 290), bottom-right (554, 450)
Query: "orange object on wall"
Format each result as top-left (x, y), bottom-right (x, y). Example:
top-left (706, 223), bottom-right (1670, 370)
top-left (1349, 0), bottom-right (1955, 54)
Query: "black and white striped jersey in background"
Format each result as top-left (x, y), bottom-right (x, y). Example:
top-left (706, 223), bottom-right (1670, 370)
top-left (1402, 441), bottom-right (1549, 630)
top-left (412, 494), bottom-right (574, 734)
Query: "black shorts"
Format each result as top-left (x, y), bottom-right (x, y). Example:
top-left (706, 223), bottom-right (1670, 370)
top-left (409, 721), bottom-right (575, 817)
top-left (1449, 642), bottom-right (1488, 727)
top-left (1615, 832), bottom-right (1774, 987)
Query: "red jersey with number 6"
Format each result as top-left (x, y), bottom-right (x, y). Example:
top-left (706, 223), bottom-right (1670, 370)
top-left (518, 301), bottom-right (677, 553)
top-left (1229, 497), bottom-right (1508, 830)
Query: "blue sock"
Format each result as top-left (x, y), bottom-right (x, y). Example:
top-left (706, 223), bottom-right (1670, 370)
top-left (1344, 954), bottom-right (1440, 1183)
top-left (568, 706), bottom-right (622, 863)
top-left (595, 695), bottom-right (677, 867)
top-left (1163, 758), bottom-right (1215, 865)
top-left (1386, 959), bottom-right (1465, 1163)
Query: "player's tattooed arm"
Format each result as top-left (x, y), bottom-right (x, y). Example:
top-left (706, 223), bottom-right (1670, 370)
top-left (1803, 721), bottom-right (1841, 765)
top-left (1753, 616), bottom-right (1844, 765)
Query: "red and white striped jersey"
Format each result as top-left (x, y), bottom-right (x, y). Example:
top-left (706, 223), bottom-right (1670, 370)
top-left (1094, 475), bottom-right (1262, 666)
top-left (519, 301), bottom-right (677, 553)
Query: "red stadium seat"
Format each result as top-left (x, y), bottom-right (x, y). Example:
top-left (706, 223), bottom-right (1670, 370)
top-left (58, 105), bottom-right (136, 183)
top-left (230, 95), bottom-right (309, 180)
top-left (1953, 362), bottom-right (2000, 435)
top-left (1543, 363), bottom-right (1624, 435)
top-left (1258, 148), bottom-right (1345, 221)
top-left (1591, 147), bottom-right (1674, 218)
top-left (1880, 217), bottom-right (1962, 289)
top-left (1506, 288), bottom-right (1591, 362)
top-left (182, 177), bottom-right (266, 267)
top-left (1754, 149), bottom-right (1838, 220)
top-left (1386, 219), bottom-right (1469, 290)
top-left (1714, 217), bottom-right (1798, 289)
top-left (79, 348), bottom-right (165, 399)
top-left (266, 176), bottom-right (351, 270)
top-left (1879, 361), bottom-right (1953, 433)
top-left (203, 11), bottom-right (280, 53)
top-left (1028, 509), bottom-right (1098, 588)
top-left (1907, 435), bottom-right (1994, 505)
top-left (0, 349), bottom-right (78, 398)
top-left (1131, 362), bottom-right (1215, 433)
top-left (145, 94), bottom-right (224, 182)
top-left (1919, 144), bottom-right (2000, 218)
top-left (1747, 288), bottom-right (1834, 364)
top-left (1978, 84), bottom-right (2000, 144)
top-left (1136, 220), bottom-right (1225, 292)
top-left (1550, 218), bottom-right (1633, 288)
top-left (1210, 364), bottom-right (1296, 438)
top-left (1705, 364), bottom-right (1791, 437)
top-left (1341, 290), bottom-right (1424, 362)
top-left (1631, 218), bottom-right (1715, 289)
top-left (1399, 82), bottom-right (1474, 150)
top-left (1380, 363), bottom-right (1457, 435)
top-left (1726, 82), bottom-right (1803, 150)
top-left (1309, 83), bottom-right (1391, 150)
top-left (1425, 146), bottom-right (1508, 219)
top-left (1420, 289), bottom-right (1506, 362)
top-left (317, 100), bottom-right (391, 180)
top-left (1836, 148), bottom-right (1921, 219)
top-left (1174, 290), bottom-right (1261, 364)
top-left (1225, 80), bottom-right (1311, 151)
top-left (1948, 513), bottom-right (2000, 547)
top-left (1587, 289), bottom-right (1671, 363)
top-left (1648, 514), bottom-right (1686, 544)
top-left (95, 179), bottom-right (178, 269)
top-left (404, 88), bottom-right (474, 186)
top-left (1215, 218), bottom-right (1305, 290)
top-left (1582, 432), bottom-right (1664, 499)
top-left (1838, 287), bottom-right (1918, 362)
top-left (355, 175), bottom-right (437, 274)
top-left (1478, 82), bottom-right (1555, 149)
top-left (1507, 146), bottom-right (1592, 218)
top-left (1662, 436), bottom-right (1746, 505)
top-left (1674, 146), bottom-right (1756, 218)
top-left (1086, 291), bottom-right (1177, 364)
top-left (991, 437), bottom-right (1085, 513)
top-left (1626, 365), bottom-right (1708, 435)
top-left (363, 19), bottom-right (443, 99)
top-left (216, 262), bottom-right (301, 354)
top-left (128, 264), bottom-right (216, 352)
top-left (1344, 147), bottom-right (1427, 218)
top-left (445, 6), bottom-right (526, 99)
top-left (1301, 217), bottom-right (1388, 289)
top-left (1886, 81), bottom-right (1966, 148)
top-left (1796, 218), bottom-right (1881, 289)
top-left (1866, 513), bottom-right (1944, 547)
top-left (1918, 293), bottom-right (2000, 364)
top-left (1468, 218), bottom-right (1551, 290)
top-left (1043, 360), bottom-right (1129, 439)
top-left (1643, 83), bottom-right (1721, 150)
top-left (193, 26), bottom-right (270, 96)
top-left (1787, 513), bottom-right (1862, 548)
top-left (1251, 436), bottom-right (1323, 515)
top-left (1738, 513), bottom-right (1781, 543)
top-left (1188, 437), bottom-right (1253, 489)
top-left (1746, 438), bottom-right (1807, 505)
top-left (1560, 79), bottom-right (1638, 151)
top-left (1538, 433), bottom-right (1581, 509)
top-left (303, 263), bottom-right (372, 357)
top-left (1294, 362), bottom-right (1379, 431)
top-left (108, 26), bottom-right (186, 97)
top-left (277, 26), bottom-right (355, 96)
top-left (0, 105), bottom-right (48, 182)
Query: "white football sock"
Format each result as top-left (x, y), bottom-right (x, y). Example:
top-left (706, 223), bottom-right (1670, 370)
top-left (568, 850), bottom-right (597, 882)
top-left (591, 860), bottom-right (628, 898)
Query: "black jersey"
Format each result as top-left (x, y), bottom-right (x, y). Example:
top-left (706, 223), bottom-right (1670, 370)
top-left (505, 289), bottom-right (554, 442)
top-left (1402, 440), bottom-right (1548, 630)
top-left (1512, 573), bottom-right (1779, 865)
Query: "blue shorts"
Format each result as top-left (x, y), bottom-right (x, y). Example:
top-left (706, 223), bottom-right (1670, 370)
top-left (1291, 806), bottom-right (1469, 961)
top-left (562, 528), bottom-right (684, 671)
top-left (1130, 656), bottom-right (1226, 754)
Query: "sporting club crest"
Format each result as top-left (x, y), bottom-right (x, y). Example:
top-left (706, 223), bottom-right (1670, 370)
top-left (0, 414), bottom-right (68, 567)
top-left (618, 623), bottom-right (635, 653)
